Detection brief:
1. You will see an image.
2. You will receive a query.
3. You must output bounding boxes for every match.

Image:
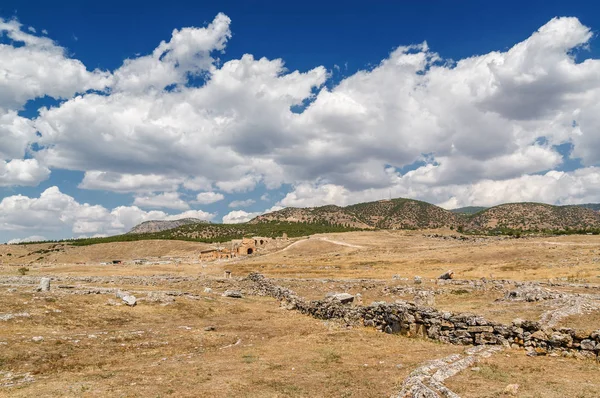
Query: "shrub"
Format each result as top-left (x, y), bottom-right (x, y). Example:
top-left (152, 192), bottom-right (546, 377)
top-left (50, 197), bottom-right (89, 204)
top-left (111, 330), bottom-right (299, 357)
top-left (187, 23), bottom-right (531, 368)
top-left (17, 267), bottom-right (29, 275)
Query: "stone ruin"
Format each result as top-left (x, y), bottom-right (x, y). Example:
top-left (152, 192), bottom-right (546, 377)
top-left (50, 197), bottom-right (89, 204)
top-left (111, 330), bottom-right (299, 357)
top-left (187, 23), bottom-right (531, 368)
top-left (247, 273), bottom-right (600, 358)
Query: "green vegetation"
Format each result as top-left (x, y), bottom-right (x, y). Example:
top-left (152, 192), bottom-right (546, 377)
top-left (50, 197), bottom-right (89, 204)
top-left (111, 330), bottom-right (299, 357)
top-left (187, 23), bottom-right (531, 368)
top-left (59, 221), bottom-right (359, 246)
top-left (450, 206), bottom-right (488, 215)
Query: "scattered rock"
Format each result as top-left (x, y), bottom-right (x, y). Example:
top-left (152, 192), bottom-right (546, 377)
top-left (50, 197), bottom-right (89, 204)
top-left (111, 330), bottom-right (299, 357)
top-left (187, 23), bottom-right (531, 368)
top-left (414, 276), bottom-right (422, 285)
top-left (203, 287), bottom-right (213, 294)
top-left (438, 270), bottom-right (454, 280)
top-left (36, 277), bottom-right (51, 292)
top-left (31, 336), bottom-right (44, 343)
top-left (328, 292), bottom-right (354, 304)
top-left (116, 290), bottom-right (137, 306)
top-left (122, 294), bottom-right (137, 306)
top-left (204, 326), bottom-right (216, 331)
top-left (222, 290), bottom-right (243, 298)
top-left (0, 312), bottom-right (30, 321)
top-left (414, 291), bottom-right (435, 307)
top-left (504, 384), bottom-right (520, 395)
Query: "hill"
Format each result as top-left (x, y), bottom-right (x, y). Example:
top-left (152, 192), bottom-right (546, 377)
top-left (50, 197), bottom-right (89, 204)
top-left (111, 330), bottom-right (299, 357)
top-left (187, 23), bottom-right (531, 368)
top-left (128, 218), bottom-right (210, 234)
top-left (450, 206), bottom-right (488, 215)
top-left (250, 198), bottom-right (459, 229)
top-left (67, 221), bottom-right (357, 246)
top-left (248, 205), bottom-right (372, 228)
top-left (575, 203), bottom-right (600, 211)
top-left (465, 203), bottom-right (600, 232)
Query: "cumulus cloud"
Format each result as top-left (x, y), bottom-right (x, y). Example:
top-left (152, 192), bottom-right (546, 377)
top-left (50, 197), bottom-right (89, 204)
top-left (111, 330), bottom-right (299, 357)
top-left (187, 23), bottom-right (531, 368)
top-left (30, 15), bottom-right (600, 203)
top-left (0, 187), bottom-right (215, 240)
top-left (79, 171), bottom-right (183, 193)
top-left (222, 205), bottom-right (283, 224)
top-left (228, 199), bottom-right (255, 208)
top-left (7, 235), bottom-right (46, 244)
top-left (0, 159), bottom-right (50, 187)
top-left (133, 192), bottom-right (190, 210)
top-left (2, 14), bottom-right (600, 238)
top-left (222, 210), bottom-right (260, 224)
top-left (0, 18), bottom-right (111, 110)
top-left (194, 191), bottom-right (224, 204)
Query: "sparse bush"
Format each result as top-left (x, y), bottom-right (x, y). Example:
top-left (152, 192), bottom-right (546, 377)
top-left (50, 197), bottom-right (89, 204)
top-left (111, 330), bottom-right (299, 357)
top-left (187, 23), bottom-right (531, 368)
top-left (17, 267), bottom-right (29, 275)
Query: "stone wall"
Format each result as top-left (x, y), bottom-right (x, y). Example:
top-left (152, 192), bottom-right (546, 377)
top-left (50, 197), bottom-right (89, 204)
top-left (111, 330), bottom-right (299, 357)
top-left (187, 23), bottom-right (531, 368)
top-left (247, 273), bottom-right (600, 358)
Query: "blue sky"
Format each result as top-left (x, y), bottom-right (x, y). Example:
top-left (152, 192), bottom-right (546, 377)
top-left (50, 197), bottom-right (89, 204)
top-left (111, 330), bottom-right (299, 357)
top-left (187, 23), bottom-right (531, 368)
top-left (2, 0), bottom-right (600, 242)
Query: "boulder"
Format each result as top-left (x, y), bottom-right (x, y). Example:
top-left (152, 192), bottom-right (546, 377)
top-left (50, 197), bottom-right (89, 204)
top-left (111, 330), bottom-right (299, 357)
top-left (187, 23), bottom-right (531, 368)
top-left (122, 294), bottom-right (137, 306)
top-left (36, 277), bottom-right (51, 292)
top-left (438, 270), bottom-right (454, 280)
top-left (414, 276), bottom-right (422, 285)
top-left (223, 290), bottom-right (243, 298)
top-left (580, 339), bottom-right (597, 351)
top-left (328, 293), bottom-right (354, 304)
top-left (116, 290), bottom-right (136, 306)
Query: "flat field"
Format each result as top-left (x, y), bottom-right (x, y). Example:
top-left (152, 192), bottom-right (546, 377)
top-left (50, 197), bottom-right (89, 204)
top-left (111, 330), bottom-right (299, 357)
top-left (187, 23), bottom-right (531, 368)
top-left (1, 230), bottom-right (599, 397)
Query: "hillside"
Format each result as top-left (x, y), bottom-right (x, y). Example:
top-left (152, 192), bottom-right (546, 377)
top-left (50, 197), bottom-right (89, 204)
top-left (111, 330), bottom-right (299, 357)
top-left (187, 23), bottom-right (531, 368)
top-left (248, 205), bottom-right (372, 228)
top-left (128, 218), bottom-right (210, 234)
top-left (250, 199), bottom-right (459, 229)
top-left (465, 203), bottom-right (600, 232)
top-left (450, 206), bottom-right (488, 215)
top-left (576, 203), bottom-right (600, 211)
top-left (68, 221), bottom-right (357, 246)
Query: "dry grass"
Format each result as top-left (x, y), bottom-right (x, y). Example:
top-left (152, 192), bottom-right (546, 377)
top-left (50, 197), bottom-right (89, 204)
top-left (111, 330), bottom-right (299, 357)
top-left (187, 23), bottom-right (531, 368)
top-left (447, 350), bottom-right (600, 397)
top-left (2, 230), bottom-right (600, 396)
top-left (0, 289), bottom-right (462, 397)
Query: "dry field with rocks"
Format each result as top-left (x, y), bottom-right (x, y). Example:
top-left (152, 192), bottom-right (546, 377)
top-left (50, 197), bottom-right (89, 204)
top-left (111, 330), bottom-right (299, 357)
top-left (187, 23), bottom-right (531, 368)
top-left (1, 230), bottom-right (600, 397)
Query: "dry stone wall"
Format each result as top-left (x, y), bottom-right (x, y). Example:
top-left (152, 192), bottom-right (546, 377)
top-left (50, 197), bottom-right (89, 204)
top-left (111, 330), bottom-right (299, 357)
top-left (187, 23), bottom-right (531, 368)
top-left (247, 273), bottom-right (600, 357)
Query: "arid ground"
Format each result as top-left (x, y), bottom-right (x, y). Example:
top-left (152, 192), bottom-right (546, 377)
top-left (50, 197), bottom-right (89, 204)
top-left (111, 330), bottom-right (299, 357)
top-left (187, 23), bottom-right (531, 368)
top-left (1, 230), bottom-right (600, 397)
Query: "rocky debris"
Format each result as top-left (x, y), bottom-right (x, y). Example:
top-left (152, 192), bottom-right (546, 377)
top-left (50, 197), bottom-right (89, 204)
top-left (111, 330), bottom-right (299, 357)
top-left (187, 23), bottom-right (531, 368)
top-left (144, 291), bottom-right (175, 304)
top-left (503, 285), bottom-right (565, 302)
top-left (36, 277), bottom-right (51, 292)
top-left (0, 274), bottom-right (200, 287)
top-left (539, 296), bottom-right (600, 327)
top-left (31, 336), bottom-right (44, 342)
top-left (414, 276), bottom-right (422, 285)
top-left (326, 292), bottom-right (355, 304)
top-left (0, 312), bottom-right (30, 321)
top-left (247, 273), bottom-right (600, 355)
top-left (438, 270), bottom-right (454, 280)
top-left (116, 290), bottom-right (137, 306)
top-left (414, 291), bottom-right (435, 307)
top-left (0, 371), bottom-right (35, 387)
top-left (503, 384), bottom-right (520, 396)
top-left (204, 326), bottom-right (216, 331)
top-left (393, 346), bottom-right (503, 398)
top-left (203, 287), bottom-right (213, 294)
top-left (222, 290), bottom-right (243, 298)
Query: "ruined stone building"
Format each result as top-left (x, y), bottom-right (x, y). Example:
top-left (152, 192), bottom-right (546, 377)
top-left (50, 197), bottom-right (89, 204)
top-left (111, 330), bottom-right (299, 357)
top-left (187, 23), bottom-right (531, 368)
top-left (199, 234), bottom-right (289, 262)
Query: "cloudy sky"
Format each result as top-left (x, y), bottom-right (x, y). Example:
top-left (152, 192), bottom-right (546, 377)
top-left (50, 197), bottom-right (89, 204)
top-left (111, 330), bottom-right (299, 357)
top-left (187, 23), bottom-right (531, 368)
top-left (1, 0), bottom-right (600, 242)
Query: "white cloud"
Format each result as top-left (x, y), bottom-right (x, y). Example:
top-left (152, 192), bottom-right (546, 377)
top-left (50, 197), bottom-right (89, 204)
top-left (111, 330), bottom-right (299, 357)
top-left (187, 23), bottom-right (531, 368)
top-left (7, 235), bottom-right (46, 244)
top-left (1, 14), bottom-right (600, 213)
top-left (112, 13), bottom-right (231, 93)
top-left (0, 18), bottom-right (111, 110)
top-left (0, 159), bottom-right (50, 187)
top-left (133, 192), bottom-right (190, 210)
top-left (222, 205), bottom-right (283, 224)
top-left (222, 210), bottom-right (260, 224)
top-left (194, 191), bottom-right (224, 204)
top-left (78, 171), bottom-right (182, 193)
top-left (228, 199), bottom-right (255, 208)
top-left (0, 187), bottom-right (215, 240)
